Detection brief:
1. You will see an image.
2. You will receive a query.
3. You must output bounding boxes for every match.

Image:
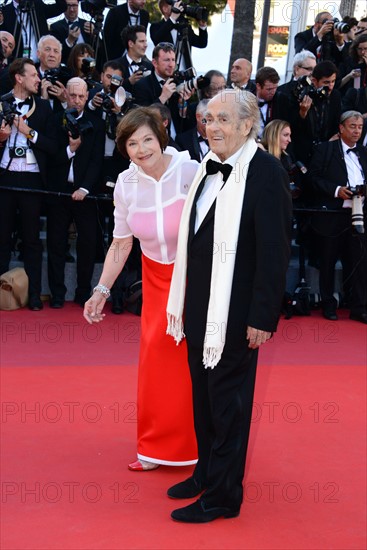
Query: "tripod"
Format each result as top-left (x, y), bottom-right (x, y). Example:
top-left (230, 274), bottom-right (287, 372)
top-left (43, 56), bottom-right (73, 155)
top-left (174, 22), bottom-right (193, 71)
top-left (13, 0), bottom-right (41, 59)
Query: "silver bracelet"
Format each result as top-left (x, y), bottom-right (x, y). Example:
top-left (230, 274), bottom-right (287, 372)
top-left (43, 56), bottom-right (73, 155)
top-left (93, 284), bottom-right (111, 298)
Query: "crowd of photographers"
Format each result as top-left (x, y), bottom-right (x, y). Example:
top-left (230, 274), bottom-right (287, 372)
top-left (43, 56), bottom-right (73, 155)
top-left (0, 2), bottom-right (366, 322)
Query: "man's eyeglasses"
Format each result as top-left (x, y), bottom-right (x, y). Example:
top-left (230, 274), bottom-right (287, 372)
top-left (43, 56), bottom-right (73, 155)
top-left (299, 65), bottom-right (314, 71)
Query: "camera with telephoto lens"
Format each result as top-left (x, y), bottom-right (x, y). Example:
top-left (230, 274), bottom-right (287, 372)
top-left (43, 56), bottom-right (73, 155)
top-left (350, 184), bottom-right (366, 235)
top-left (172, 67), bottom-right (210, 94)
top-left (80, 0), bottom-right (116, 16)
top-left (98, 74), bottom-right (129, 113)
top-left (17, 0), bottom-right (35, 12)
top-left (293, 75), bottom-right (329, 103)
top-left (166, 0), bottom-right (208, 22)
top-left (63, 108), bottom-right (93, 139)
top-left (0, 92), bottom-right (19, 126)
top-left (322, 17), bottom-right (350, 34)
top-left (80, 57), bottom-right (100, 89)
top-left (44, 65), bottom-right (72, 87)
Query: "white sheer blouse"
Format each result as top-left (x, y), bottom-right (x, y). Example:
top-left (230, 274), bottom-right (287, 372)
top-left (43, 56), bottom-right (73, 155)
top-left (113, 146), bottom-right (199, 264)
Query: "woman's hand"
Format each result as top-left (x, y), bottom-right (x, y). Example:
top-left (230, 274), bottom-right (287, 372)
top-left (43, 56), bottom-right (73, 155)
top-left (83, 292), bottom-right (107, 324)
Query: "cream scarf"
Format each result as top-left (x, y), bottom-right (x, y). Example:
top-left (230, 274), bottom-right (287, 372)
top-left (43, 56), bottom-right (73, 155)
top-left (167, 138), bottom-right (258, 368)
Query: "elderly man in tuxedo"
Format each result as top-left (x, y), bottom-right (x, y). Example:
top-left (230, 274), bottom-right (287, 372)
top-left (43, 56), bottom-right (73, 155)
top-left (166, 90), bottom-right (292, 522)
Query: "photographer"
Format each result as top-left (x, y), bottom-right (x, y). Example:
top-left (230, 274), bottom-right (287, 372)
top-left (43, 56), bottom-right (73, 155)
top-left (103, 0), bottom-right (149, 61)
top-left (150, 0), bottom-right (207, 70)
top-left (0, 58), bottom-right (58, 310)
top-left (50, 0), bottom-right (94, 64)
top-left (114, 25), bottom-right (153, 93)
top-left (278, 50), bottom-right (316, 98)
top-left (0, 0), bottom-right (67, 60)
top-left (0, 31), bottom-right (15, 93)
top-left (290, 61), bottom-right (341, 165)
top-left (36, 35), bottom-right (70, 112)
top-left (133, 42), bottom-right (195, 137)
top-left (46, 77), bottom-right (105, 308)
top-left (308, 111), bottom-right (367, 323)
top-left (294, 11), bottom-right (347, 66)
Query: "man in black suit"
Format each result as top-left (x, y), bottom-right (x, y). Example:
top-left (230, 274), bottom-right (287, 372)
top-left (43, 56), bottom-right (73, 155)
top-left (166, 90), bottom-right (292, 522)
top-left (294, 10), bottom-right (347, 65)
top-left (230, 58), bottom-right (256, 94)
top-left (115, 25), bottom-right (153, 93)
top-left (290, 61), bottom-right (342, 165)
top-left (36, 35), bottom-right (69, 113)
top-left (133, 42), bottom-right (193, 136)
top-left (0, 0), bottom-right (67, 60)
top-left (103, 0), bottom-right (149, 61)
top-left (46, 77), bottom-right (105, 308)
top-left (0, 31), bottom-right (15, 92)
top-left (308, 111), bottom-right (367, 323)
top-left (50, 0), bottom-right (94, 63)
top-left (255, 66), bottom-right (288, 136)
top-left (0, 58), bottom-right (58, 310)
top-left (150, 0), bottom-right (207, 70)
top-left (175, 99), bottom-right (209, 161)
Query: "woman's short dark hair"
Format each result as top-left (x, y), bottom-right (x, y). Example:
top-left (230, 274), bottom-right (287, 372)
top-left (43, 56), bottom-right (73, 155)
top-left (67, 43), bottom-right (95, 77)
top-left (116, 107), bottom-right (169, 158)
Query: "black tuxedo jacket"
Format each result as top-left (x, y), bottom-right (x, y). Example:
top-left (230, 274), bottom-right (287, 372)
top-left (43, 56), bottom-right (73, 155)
top-left (1, 0), bottom-right (67, 58)
top-left (0, 95), bottom-right (58, 187)
top-left (294, 26), bottom-right (347, 65)
top-left (184, 149), bottom-right (292, 349)
top-left (150, 16), bottom-right (207, 68)
top-left (113, 53), bottom-right (153, 93)
top-left (133, 72), bottom-right (193, 134)
top-left (342, 86), bottom-right (367, 114)
top-left (47, 110), bottom-right (105, 193)
top-left (175, 127), bottom-right (205, 161)
top-left (50, 17), bottom-right (93, 63)
top-left (103, 3), bottom-right (149, 61)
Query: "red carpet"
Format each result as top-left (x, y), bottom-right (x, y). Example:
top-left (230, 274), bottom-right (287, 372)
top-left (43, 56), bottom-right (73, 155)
top-left (1, 305), bottom-right (366, 549)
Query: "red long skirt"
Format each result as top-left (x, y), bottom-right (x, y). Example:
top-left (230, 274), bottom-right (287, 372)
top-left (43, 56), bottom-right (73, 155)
top-left (137, 254), bottom-right (197, 465)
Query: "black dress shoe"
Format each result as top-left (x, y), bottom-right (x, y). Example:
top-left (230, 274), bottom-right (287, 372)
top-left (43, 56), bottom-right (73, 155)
top-left (50, 297), bottom-right (65, 309)
top-left (28, 295), bottom-right (43, 311)
top-left (323, 310), bottom-right (338, 321)
top-left (171, 499), bottom-right (240, 523)
top-left (111, 295), bottom-right (124, 314)
top-left (349, 312), bottom-right (367, 324)
top-left (167, 477), bottom-right (205, 499)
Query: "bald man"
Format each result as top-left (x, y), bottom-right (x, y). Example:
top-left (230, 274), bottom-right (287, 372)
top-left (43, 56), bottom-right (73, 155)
top-left (0, 31), bottom-right (16, 92)
top-left (0, 31), bottom-right (15, 61)
top-left (46, 76), bottom-right (105, 308)
top-left (230, 58), bottom-right (256, 94)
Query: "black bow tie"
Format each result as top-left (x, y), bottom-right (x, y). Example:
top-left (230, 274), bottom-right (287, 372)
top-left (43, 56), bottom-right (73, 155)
top-left (18, 97), bottom-right (32, 108)
top-left (129, 13), bottom-right (139, 18)
top-left (198, 135), bottom-right (208, 145)
top-left (205, 159), bottom-right (232, 181)
top-left (258, 99), bottom-right (270, 106)
top-left (347, 148), bottom-right (359, 156)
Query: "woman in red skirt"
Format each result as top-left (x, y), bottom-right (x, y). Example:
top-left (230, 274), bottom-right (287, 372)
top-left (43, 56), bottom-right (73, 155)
top-left (84, 107), bottom-right (199, 470)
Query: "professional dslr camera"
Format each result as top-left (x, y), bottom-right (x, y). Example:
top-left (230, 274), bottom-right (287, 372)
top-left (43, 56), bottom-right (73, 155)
top-left (322, 17), bottom-right (350, 35)
top-left (293, 75), bottom-right (329, 103)
top-left (63, 108), bottom-right (93, 139)
top-left (80, 0), bottom-right (116, 17)
top-left (81, 57), bottom-right (99, 89)
top-left (350, 184), bottom-right (366, 235)
top-left (166, 0), bottom-right (208, 22)
top-left (0, 92), bottom-right (19, 126)
top-left (172, 67), bottom-right (209, 94)
top-left (44, 65), bottom-right (72, 87)
top-left (98, 74), bottom-right (132, 114)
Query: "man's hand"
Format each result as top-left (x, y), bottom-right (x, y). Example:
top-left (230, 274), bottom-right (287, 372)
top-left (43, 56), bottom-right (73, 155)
top-left (69, 134), bottom-right (82, 152)
top-left (317, 19), bottom-right (334, 40)
top-left (91, 92), bottom-right (103, 109)
top-left (0, 120), bottom-right (11, 142)
top-left (337, 186), bottom-right (353, 200)
top-left (48, 81), bottom-right (68, 103)
top-left (40, 78), bottom-right (53, 99)
top-left (72, 188), bottom-right (87, 201)
top-left (13, 115), bottom-right (31, 136)
top-left (171, 0), bottom-right (184, 21)
top-left (246, 326), bottom-right (272, 349)
top-left (84, 21), bottom-right (94, 35)
top-left (299, 95), bottom-right (312, 119)
top-left (160, 78), bottom-right (176, 103)
top-left (129, 70), bottom-right (144, 86)
top-left (68, 26), bottom-right (81, 44)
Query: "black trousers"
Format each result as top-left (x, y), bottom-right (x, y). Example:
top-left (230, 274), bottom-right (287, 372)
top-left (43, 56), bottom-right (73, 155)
top-left (0, 174), bottom-right (43, 296)
top-left (187, 342), bottom-right (258, 511)
top-left (46, 196), bottom-right (99, 299)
